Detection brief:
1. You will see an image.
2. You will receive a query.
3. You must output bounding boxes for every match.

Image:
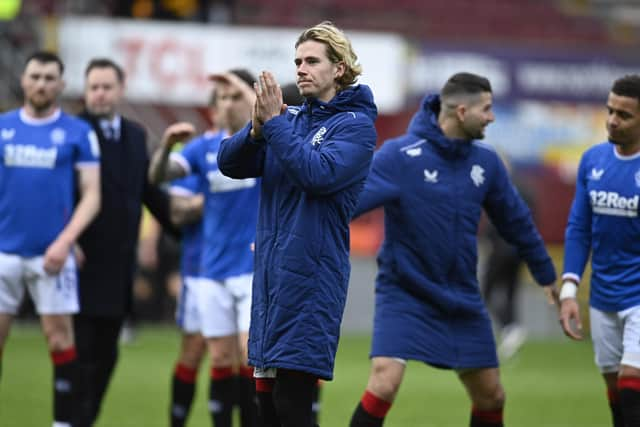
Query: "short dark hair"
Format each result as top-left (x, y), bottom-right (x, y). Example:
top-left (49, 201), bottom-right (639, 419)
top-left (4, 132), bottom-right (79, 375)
top-left (229, 68), bottom-right (256, 89)
top-left (25, 51), bottom-right (64, 75)
top-left (441, 72), bottom-right (492, 98)
top-left (85, 58), bottom-right (125, 83)
top-left (611, 74), bottom-right (640, 104)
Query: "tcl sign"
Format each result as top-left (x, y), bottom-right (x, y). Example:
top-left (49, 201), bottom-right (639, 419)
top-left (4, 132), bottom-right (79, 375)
top-left (116, 37), bottom-right (208, 92)
top-left (58, 17), bottom-right (407, 112)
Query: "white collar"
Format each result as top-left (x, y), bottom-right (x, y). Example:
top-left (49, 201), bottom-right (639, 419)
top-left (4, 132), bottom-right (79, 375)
top-left (19, 108), bottom-right (61, 126)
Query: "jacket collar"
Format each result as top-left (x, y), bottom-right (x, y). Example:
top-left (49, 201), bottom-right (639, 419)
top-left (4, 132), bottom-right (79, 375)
top-left (407, 94), bottom-right (472, 159)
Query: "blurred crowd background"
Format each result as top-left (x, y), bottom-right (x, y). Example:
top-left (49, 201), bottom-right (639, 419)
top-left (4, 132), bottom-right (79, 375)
top-left (2, 0), bottom-right (640, 333)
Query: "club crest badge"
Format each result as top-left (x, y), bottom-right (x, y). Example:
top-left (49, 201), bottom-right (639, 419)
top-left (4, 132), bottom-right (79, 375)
top-left (470, 165), bottom-right (485, 187)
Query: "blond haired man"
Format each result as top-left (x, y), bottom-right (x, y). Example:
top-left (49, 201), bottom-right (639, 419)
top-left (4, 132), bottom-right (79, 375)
top-left (218, 22), bottom-right (378, 427)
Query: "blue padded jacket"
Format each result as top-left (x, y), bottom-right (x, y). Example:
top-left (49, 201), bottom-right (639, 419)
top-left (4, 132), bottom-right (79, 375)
top-left (218, 85), bottom-right (377, 379)
top-left (355, 95), bottom-right (556, 314)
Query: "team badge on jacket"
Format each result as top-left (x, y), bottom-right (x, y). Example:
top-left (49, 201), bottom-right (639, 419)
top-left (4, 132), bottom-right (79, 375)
top-left (470, 164), bottom-right (485, 187)
top-left (311, 126), bottom-right (327, 146)
top-left (635, 169), bottom-right (640, 188)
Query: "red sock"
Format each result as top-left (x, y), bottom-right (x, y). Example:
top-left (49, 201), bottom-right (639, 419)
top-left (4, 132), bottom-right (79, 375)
top-left (361, 390), bottom-right (391, 418)
top-left (618, 377), bottom-right (640, 426)
top-left (209, 367), bottom-right (234, 424)
top-left (50, 347), bottom-right (77, 365)
top-left (239, 365), bottom-right (254, 379)
top-left (255, 378), bottom-right (278, 425)
top-left (175, 363), bottom-right (197, 384)
top-left (471, 406), bottom-right (504, 426)
top-left (50, 347), bottom-right (78, 423)
top-left (255, 377), bottom-right (274, 393)
top-left (211, 366), bottom-right (234, 380)
top-left (619, 376), bottom-right (640, 392)
top-left (171, 363), bottom-right (198, 426)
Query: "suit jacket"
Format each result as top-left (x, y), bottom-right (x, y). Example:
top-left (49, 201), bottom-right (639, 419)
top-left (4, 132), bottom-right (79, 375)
top-left (76, 111), bottom-right (176, 317)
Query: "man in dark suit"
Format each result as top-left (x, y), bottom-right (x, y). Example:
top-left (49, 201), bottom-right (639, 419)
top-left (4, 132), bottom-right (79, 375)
top-left (74, 57), bottom-right (176, 427)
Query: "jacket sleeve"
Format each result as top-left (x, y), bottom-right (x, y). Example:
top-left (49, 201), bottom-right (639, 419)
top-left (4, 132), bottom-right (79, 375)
top-left (217, 123), bottom-right (265, 179)
top-left (140, 134), bottom-right (181, 238)
top-left (143, 180), bottom-right (181, 238)
top-left (263, 113), bottom-right (377, 196)
top-left (353, 141), bottom-right (401, 218)
top-left (562, 154), bottom-right (592, 283)
top-left (484, 156), bottom-right (556, 286)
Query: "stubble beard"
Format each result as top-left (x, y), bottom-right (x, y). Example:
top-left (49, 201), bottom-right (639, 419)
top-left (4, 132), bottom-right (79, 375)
top-left (28, 95), bottom-right (54, 114)
top-left (464, 126), bottom-right (485, 141)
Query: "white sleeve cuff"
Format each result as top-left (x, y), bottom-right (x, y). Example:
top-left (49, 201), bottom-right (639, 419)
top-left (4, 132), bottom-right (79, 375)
top-left (561, 272), bottom-right (581, 283)
top-left (559, 281), bottom-right (578, 300)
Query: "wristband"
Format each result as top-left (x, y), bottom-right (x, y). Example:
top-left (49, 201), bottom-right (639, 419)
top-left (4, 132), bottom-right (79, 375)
top-left (559, 281), bottom-right (578, 300)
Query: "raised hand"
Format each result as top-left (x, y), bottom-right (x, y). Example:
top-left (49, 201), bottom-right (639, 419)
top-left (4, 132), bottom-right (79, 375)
top-left (254, 71), bottom-right (284, 125)
top-left (161, 122), bottom-right (196, 149)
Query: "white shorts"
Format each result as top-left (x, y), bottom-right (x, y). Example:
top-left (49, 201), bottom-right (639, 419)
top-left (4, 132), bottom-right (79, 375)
top-left (196, 273), bottom-right (252, 338)
top-left (0, 252), bottom-right (79, 315)
top-left (254, 367), bottom-right (277, 378)
top-left (590, 306), bottom-right (640, 373)
top-left (176, 276), bottom-right (201, 334)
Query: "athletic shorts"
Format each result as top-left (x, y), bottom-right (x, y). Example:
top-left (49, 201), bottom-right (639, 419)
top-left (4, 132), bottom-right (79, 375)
top-left (0, 252), bottom-right (79, 315)
top-left (254, 367), bottom-right (277, 378)
top-left (196, 273), bottom-right (252, 338)
top-left (175, 276), bottom-right (201, 334)
top-left (590, 306), bottom-right (640, 372)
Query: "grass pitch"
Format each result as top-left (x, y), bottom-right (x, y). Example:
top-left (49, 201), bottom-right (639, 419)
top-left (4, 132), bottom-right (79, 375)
top-left (1, 324), bottom-right (607, 426)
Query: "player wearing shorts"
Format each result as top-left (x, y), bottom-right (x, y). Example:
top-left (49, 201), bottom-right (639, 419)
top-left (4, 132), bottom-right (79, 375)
top-left (0, 51), bottom-right (101, 427)
top-left (150, 69), bottom-right (259, 427)
top-left (168, 173), bottom-right (207, 427)
top-left (560, 74), bottom-right (640, 427)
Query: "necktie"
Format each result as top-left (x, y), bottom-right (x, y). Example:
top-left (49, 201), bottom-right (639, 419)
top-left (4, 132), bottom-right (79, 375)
top-left (103, 125), bottom-right (116, 142)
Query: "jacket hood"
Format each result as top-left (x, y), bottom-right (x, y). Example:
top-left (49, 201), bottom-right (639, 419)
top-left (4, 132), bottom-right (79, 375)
top-left (301, 84), bottom-right (378, 123)
top-left (407, 94), bottom-right (471, 158)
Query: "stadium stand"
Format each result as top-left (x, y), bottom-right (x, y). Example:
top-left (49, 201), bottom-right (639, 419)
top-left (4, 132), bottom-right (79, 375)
top-left (234, 0), bottom-right (613, 47)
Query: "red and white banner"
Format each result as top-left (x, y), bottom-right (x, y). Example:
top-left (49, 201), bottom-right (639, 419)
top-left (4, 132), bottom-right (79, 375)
top-left (58, 17), bottom-right (406, 113)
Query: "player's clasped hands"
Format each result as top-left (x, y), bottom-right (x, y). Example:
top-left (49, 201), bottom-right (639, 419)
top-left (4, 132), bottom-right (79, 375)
top-left (251, 71), bottom-right (287, 137)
